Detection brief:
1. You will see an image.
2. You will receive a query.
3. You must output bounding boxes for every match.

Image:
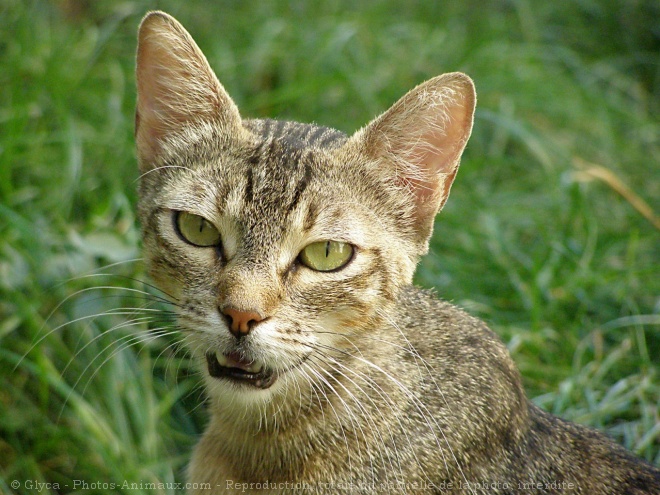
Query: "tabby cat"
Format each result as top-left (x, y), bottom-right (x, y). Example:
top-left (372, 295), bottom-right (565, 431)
top-left (135, 11), bottom-right (660, 494)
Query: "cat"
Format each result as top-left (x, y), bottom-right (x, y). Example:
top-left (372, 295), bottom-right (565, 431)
top-left (134, 10), bottom-right (660, 494)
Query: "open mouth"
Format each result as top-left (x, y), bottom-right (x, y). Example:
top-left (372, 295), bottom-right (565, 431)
top-left (206, 351), bottom-right (277, 389)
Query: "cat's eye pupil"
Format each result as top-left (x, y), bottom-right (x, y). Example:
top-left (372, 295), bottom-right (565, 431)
top-left (299, 240), bottom-right (353, 272)
top-left (175, 211), bottom-right (221, 248)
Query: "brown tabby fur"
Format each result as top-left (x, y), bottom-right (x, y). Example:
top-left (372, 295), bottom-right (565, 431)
top-left (134, 11), bottom-right (660, 494)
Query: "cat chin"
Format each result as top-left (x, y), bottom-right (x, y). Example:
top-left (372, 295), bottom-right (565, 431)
top-left (202, 370), bottom-right (290, 405)
top-left (203, 380), bottom-right (277, 413)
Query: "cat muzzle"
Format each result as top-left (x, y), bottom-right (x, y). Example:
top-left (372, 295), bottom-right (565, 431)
top-left (206, 351), bottom-right (277, 389)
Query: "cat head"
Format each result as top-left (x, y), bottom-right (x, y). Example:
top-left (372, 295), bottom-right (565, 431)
top-left (135, 11), bottom-right (475, 409)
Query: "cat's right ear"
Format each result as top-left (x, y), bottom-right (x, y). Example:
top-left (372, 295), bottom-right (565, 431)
top-left (135, 11), bottom-right (242, 170)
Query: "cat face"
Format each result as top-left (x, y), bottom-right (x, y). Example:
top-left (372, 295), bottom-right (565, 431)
top-left (139, 133), bottom-right (415, 401)
top-left (135, 12), bottom-right (475, 407)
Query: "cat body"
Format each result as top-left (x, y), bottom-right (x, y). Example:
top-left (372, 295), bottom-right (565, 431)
top-left (134, 11), bottom-right (660, 494)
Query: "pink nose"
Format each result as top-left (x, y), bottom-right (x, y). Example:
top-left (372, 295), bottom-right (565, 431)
top-left (222, 307), bottom-right (264, 338)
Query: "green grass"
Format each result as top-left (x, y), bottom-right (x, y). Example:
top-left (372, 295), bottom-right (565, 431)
top-left (1, 0), bottom-right (659, 491)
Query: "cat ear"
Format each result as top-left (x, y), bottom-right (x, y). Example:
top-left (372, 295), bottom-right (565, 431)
top-left (135, 11), bottom-right (242, 169)
top-left (348, 73), bottom-right (476, 247)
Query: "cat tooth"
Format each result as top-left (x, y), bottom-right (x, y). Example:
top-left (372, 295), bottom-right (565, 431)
top-left (245, 362), bottom-right (263, 373)
top-left (215, 351), bottom-right (230, 367)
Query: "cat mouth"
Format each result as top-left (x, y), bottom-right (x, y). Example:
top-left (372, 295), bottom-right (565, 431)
top-left (206, 351), bottom-right (277, 389)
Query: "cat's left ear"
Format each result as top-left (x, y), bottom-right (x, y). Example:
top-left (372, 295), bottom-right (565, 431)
top-left (135, 11), bottom-right (243, 170)
top-left (346, 73), bottom-right (476, 249)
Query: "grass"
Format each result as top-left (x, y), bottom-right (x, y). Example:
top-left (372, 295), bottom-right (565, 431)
top-left (1, 0), bottom-right (659, 491)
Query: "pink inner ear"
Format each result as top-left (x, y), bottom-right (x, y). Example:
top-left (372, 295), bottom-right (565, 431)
top-left (135, 12), bottom-right (242, 169)
top-left (135, 64), bottom-right (163, 158)
top-left (136, 27), bottom-right (207, 164)
top-left (395, 111), bottom-right (469, 215)
top-left (136, 57), bottom-right (184, 158)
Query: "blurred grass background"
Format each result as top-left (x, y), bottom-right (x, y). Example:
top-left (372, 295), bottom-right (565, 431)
top-left (1, 0), bottom-right (659, 491)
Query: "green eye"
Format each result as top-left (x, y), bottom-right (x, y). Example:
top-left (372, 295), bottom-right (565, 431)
top-left (175, 211), bottom-right (221, 247)
top-left (299, 241), bottom-right (353, 272)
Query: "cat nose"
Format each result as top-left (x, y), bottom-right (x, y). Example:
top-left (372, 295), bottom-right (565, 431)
top-left (221, 306), bottom-right (264, 338)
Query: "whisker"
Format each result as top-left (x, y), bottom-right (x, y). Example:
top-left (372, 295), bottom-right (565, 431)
top-left (63, 275), bottom-right (178, 306)
top-left (306, 352), bottom-right (405, 488)
top-left (21, 283), bottom-right (178, 369)
top-left (135, 164), bottom-right (191, 183)
top-left (61, 314), bottom-right (159, 377)
top-left (310, 344), bottom-right (441, 490)
top-left (56, 326), bottom-right (167, 420)
top-left (313, 341), bottom-right (476, 494)
top-left (299, 361), bottom-right (356, 474)
top-left (374, 308), bottom-right (476, 491)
